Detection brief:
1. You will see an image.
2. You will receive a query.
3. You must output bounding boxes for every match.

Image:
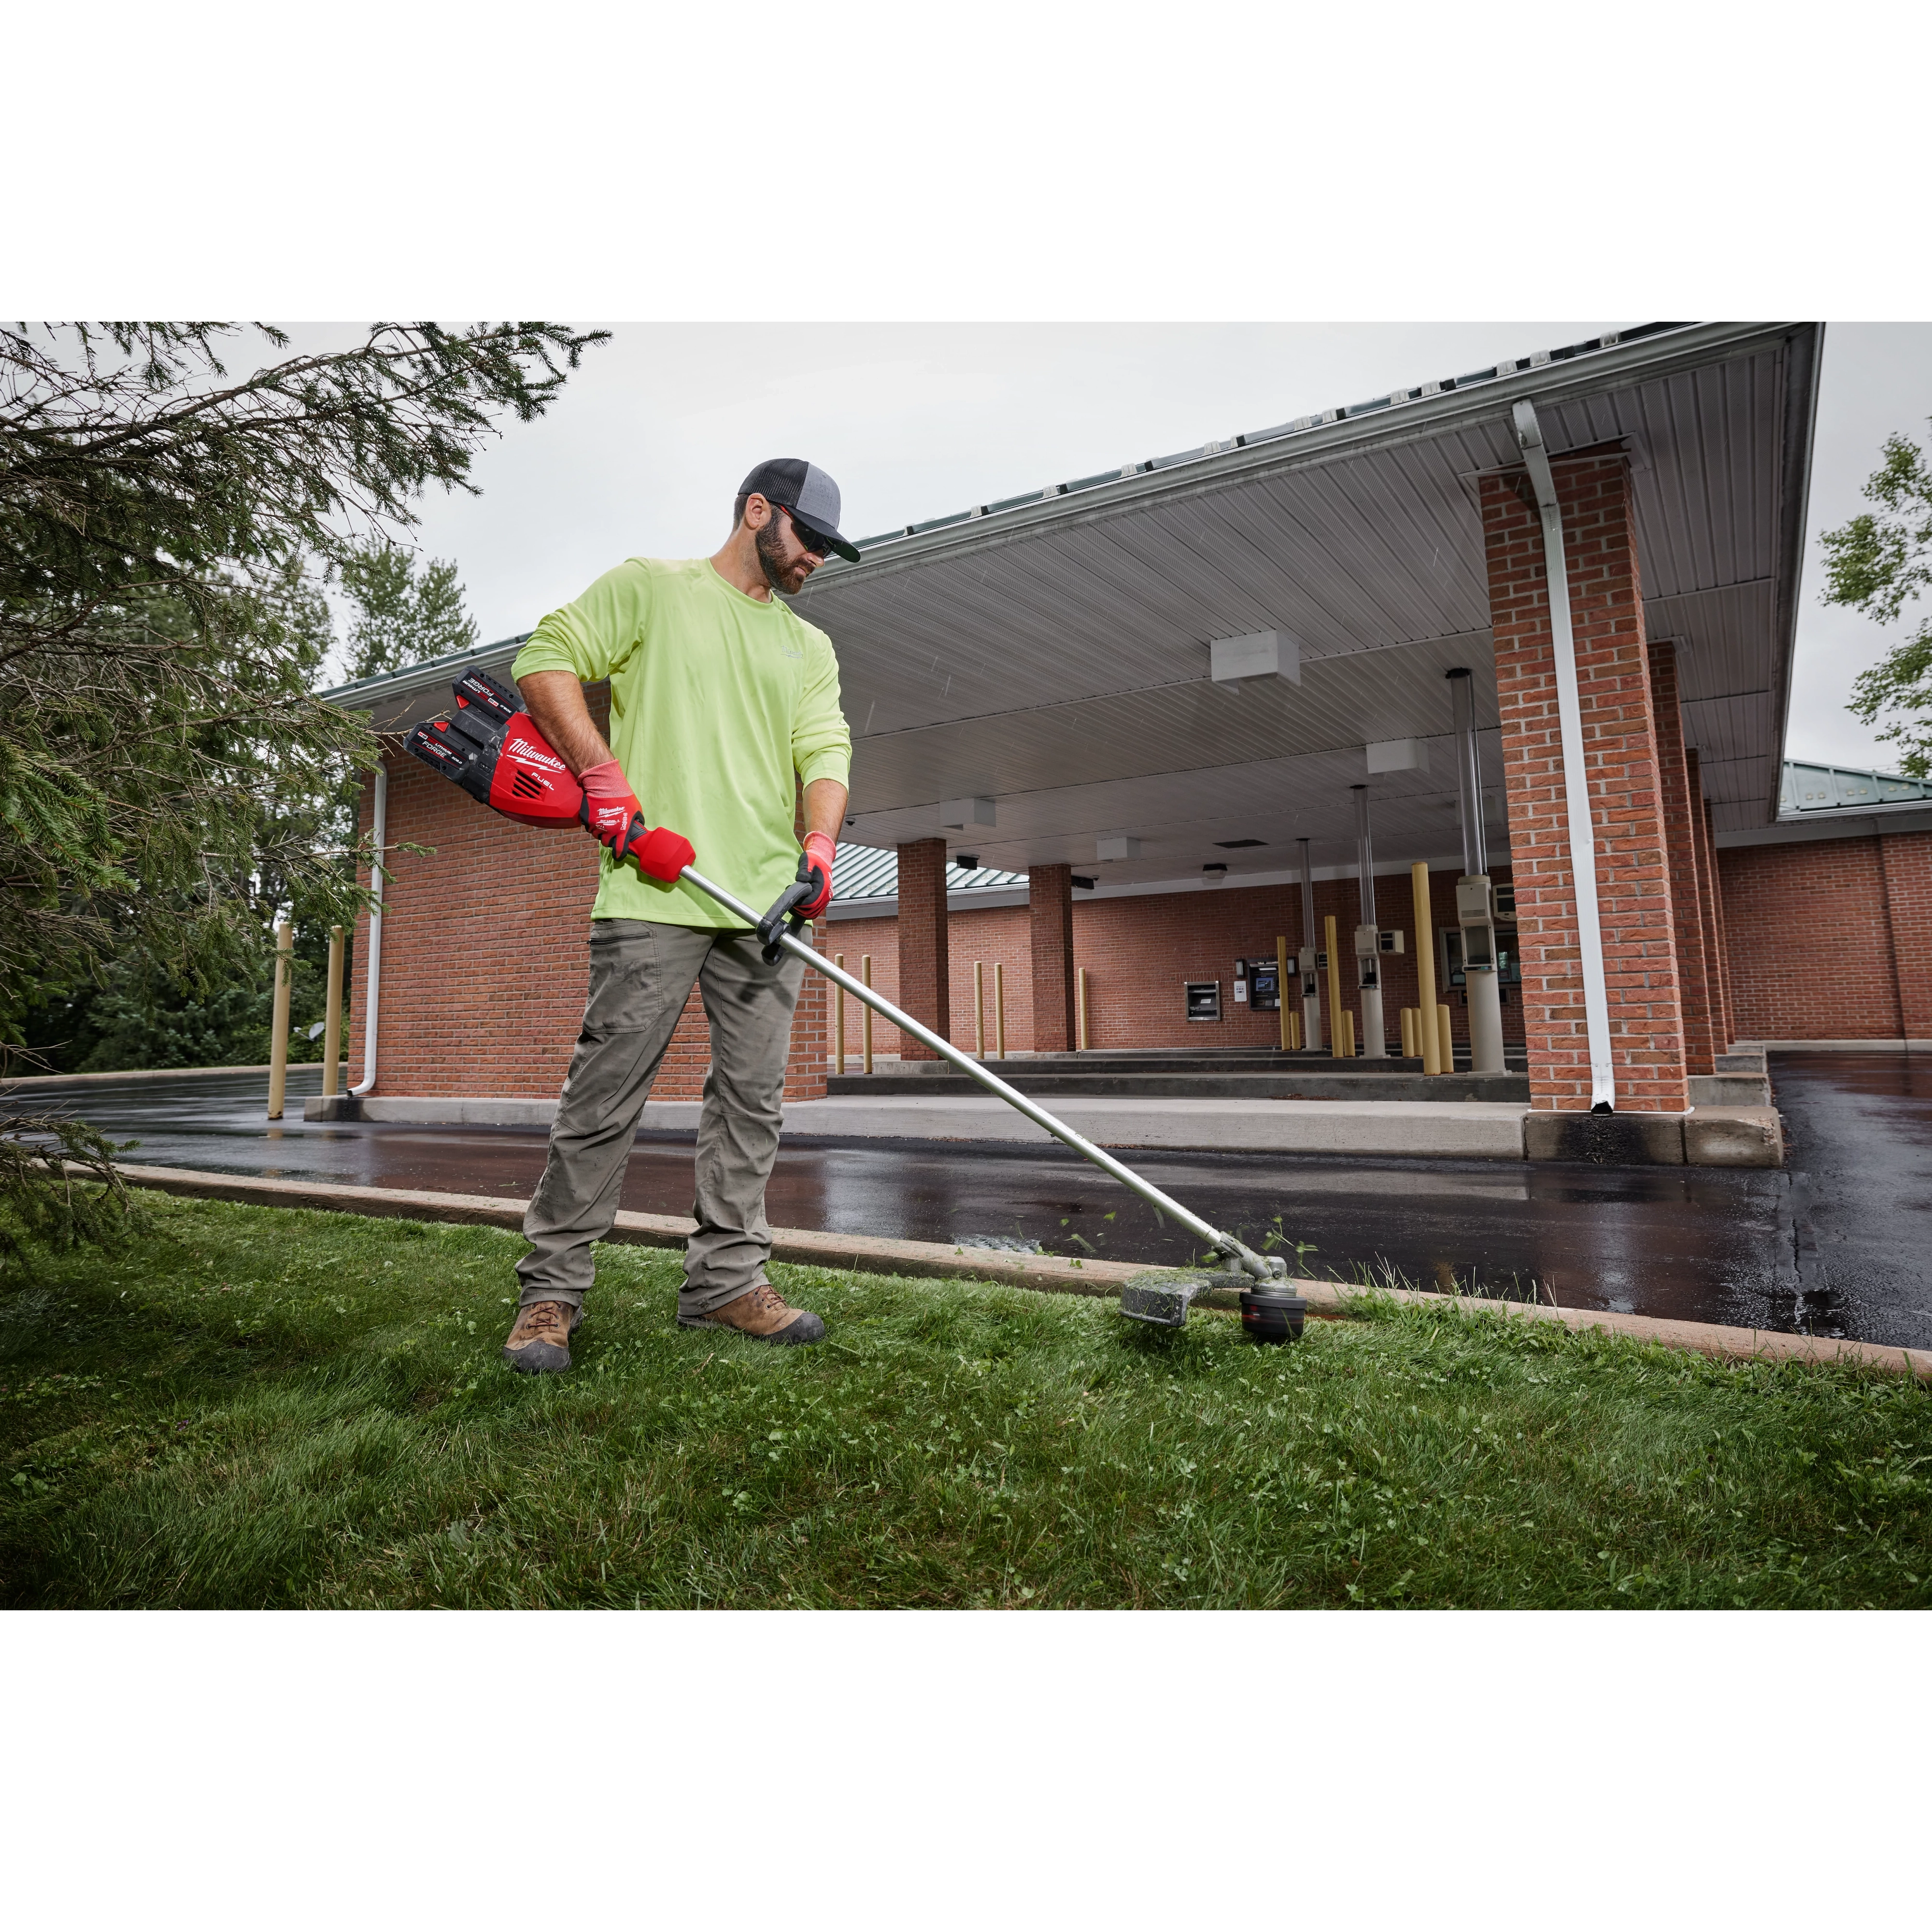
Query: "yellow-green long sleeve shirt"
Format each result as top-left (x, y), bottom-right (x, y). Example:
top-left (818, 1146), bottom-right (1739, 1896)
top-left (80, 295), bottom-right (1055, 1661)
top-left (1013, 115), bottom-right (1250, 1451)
top-left (511, 557), bottom-right (852, 929)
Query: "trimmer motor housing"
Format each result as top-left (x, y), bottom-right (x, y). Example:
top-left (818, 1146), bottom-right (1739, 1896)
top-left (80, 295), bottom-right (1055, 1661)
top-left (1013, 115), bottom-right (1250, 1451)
top-left (403, 667), bottom-right (584, 828)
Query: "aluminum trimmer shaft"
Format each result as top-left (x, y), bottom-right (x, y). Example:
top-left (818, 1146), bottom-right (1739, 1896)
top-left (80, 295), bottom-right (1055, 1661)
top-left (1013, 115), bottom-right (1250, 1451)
top-left (679, 864), bottom-right (1285, 1288)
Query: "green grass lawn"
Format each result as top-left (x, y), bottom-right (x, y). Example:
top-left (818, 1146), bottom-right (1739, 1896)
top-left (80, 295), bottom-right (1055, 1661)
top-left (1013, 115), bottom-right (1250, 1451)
top-left (2, 1191), bottom-right (1928, 1609)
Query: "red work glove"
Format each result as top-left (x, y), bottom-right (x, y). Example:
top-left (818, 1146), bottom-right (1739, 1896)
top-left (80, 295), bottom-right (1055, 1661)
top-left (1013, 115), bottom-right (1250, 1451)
top-left (579, 759), bottom-right (693, 883)
top-left (578, 758), bottom-right (643, 859)
top-left (799, 831), bottom-right (836, 919)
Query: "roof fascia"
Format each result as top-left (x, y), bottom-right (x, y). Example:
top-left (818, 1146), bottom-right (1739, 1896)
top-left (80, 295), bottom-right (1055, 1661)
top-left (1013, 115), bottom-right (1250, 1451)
top-left (319, 634), bottom-right (532, 716)
top-left (797, 323), bottom-right (1811, 594)
top-left (1763, 323), bottom-right (1825, 826)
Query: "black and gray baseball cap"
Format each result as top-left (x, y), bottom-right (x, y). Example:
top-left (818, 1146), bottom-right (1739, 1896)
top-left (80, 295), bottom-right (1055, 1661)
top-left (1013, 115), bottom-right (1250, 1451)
top-left (738, 457), bottom-right (860, 562)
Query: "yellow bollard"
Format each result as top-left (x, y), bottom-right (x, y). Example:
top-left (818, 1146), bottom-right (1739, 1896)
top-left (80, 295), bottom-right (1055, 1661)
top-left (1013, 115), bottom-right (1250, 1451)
top-left (1275, 934), bottom-right (1291, 1051)
top-left (1340, 1010), bottom-right (1356, 1059)
top-left (267, 921), bottom-right (293, 1121)
top-left (1287, 1008), bottom-right (1303, 1050)
top-left (1324, 914), bottom-right (1345, 1062)
top-left (975, 960), bottom-right (986, 1058)
top-left (1076, 966), bottom-right (1089, 1052)
top-left (1400, 1007), bottom-right (1417, 1059)
top-left (1411, 864), bottom-right (1441, 1075)
top-left (862, 954), bottom-right (874, 1074)
top-left (834, 952), bottom-right (846, 1073)
top-left (995, 961), bottom-right (1008, 1058)
top-left (321, 924), bottom-right (344, 1098)
top-left (1438, 1004), bottom-right (1454, 1072)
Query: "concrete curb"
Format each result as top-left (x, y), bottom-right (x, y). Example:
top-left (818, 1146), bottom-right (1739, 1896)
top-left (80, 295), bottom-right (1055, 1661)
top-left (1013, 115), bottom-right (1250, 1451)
top-left (5, 1064), bottom-right (283, 1089)
top-left (114, 1164), bottom-right (1931, 1381)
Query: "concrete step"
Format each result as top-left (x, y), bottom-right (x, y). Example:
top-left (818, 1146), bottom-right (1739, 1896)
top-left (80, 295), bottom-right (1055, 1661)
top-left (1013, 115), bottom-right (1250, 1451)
top-left (826, 1069), bottom-right (1533, 1102)
top-left (1689, 1072), bottom-right (1773, 1106)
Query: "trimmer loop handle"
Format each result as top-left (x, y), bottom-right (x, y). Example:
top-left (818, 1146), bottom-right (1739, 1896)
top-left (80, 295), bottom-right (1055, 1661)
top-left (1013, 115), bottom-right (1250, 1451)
top-left (756, 864), bottom-right (818, 963)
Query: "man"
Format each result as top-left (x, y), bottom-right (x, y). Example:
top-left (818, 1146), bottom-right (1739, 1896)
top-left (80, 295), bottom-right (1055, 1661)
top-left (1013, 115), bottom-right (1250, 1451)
top-left (499, 458), bottom-right (857, 1373)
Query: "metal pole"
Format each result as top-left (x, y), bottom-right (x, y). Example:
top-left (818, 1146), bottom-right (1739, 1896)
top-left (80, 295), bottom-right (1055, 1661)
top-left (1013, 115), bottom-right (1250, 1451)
top-left (350, 764), bottom-right (386, 1097)
top-left (834, 952), bottom-right (846, 1073)
top-left (1351, 785), bottom-right (1386, 1059)
top-left (862, 955), bottom-right (874, 1074)
top-left (1298, 836), bottom-right (1322, 1052)
top-left (267, 921), bottom-right (293, 1120)
top-left (975, 960), bottom-right (986, 1058)
top-left (1448, 669), bottom-right (1487, 878)
top-left (321, 925), bottom-right (344, 1098)
top-left (677, 864), bottom-right (1281, 1281)
top-left (1449, 666), bottom-right (1506, 1074)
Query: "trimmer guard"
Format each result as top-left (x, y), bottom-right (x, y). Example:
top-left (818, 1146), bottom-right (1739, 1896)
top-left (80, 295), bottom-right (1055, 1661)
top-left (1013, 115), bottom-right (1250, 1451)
top-left (1118, 1269), bottom-right (1254, 1327)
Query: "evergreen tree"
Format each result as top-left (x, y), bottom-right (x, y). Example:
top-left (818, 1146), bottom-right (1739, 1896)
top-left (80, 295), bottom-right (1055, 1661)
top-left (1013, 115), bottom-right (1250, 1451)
top-left (0, 320), bottom-right (604, 1256)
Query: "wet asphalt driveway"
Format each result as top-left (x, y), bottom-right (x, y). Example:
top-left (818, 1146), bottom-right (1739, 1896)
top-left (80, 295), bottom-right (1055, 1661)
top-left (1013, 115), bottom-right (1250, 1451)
top-left (15, 1053), bottom-right (1931, 1349)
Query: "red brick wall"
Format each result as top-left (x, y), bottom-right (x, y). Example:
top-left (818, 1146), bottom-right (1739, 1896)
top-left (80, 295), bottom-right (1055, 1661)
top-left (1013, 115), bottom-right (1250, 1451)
top-left (1882, 831), bottom-right (1932, 1039)
top-left (1719, 827), bottom-right (1932, 1041)
top-left (1483, 452), bottom-right (1690, 1112)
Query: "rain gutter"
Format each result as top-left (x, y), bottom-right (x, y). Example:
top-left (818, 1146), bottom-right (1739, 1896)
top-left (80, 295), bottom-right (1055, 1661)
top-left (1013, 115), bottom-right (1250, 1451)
top-left (349, 764), bottom-right (387, 1097)
top-left (1512, 398), bottom-right (1615, 1113)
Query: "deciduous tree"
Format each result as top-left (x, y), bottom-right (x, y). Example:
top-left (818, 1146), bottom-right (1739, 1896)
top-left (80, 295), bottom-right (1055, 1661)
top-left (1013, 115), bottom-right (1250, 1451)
top-left (1823, 421), bottom-right (1932, 774)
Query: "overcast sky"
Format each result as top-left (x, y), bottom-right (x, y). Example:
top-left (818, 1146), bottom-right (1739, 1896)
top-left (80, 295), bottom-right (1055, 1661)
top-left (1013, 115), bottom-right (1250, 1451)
top-left (355, 321), bottom-right (1931, 774)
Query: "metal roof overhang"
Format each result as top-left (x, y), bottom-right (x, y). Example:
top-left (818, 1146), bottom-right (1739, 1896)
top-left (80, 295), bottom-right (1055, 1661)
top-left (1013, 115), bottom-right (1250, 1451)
top-left (791, 321), bottom-right (1822, 887)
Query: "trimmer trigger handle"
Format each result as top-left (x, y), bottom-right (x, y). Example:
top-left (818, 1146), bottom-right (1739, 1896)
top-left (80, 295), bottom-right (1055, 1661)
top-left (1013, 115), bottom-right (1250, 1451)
top-left (756, 879), bottom-right (815, 962)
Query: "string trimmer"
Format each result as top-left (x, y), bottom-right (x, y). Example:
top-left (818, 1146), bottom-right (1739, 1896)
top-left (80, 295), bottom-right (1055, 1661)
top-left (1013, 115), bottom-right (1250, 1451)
top-left (403, 667), bottom-right (1304, 1340)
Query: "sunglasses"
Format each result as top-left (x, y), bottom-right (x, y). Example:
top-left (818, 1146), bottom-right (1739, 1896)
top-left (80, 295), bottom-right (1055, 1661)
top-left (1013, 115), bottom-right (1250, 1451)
top-left (780, 505), bottom-right (832, 559)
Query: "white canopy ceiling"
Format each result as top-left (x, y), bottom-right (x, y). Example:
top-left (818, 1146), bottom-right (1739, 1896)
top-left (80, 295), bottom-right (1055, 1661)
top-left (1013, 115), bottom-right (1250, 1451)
top-left (793, 321), bottom-right (1819, 887)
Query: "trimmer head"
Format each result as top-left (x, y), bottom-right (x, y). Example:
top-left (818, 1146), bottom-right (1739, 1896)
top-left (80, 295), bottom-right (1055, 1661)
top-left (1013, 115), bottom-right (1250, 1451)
top-left (1119, 1265), bottom-right (1307, 1343)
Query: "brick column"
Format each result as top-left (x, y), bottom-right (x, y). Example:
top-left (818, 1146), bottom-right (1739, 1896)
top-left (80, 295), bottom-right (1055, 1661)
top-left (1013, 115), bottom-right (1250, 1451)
top-left (1700, 795), bottom-right (1737, 1046)
top-left (895, 838), bottom-right (950, 1058)
top-left (1683, 752), bottom-right (1730, 1051)
top-left (1648, 641), bottom-right (1717, 1076)
top-left (1481, 450), bottom-right (1690, 1114)
top-left (1028, 864), bottom-right (1076, 1052)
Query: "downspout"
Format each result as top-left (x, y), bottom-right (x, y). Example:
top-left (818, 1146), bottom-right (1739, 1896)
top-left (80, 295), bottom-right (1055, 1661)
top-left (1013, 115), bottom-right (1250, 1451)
top-left (350, 762), bottom-right (387, 1097)
top-left (1512, 398), bottom-right (1616, 1112)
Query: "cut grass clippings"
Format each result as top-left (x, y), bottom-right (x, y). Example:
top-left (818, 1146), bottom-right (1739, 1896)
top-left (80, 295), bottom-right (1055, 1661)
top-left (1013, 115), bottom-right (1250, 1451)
top-left (1, 1190), bottom-right (1928, 1609)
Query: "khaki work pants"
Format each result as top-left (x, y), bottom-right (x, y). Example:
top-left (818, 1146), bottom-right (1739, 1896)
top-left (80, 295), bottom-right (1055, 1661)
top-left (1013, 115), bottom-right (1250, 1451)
top-left (517, 919), bottom-right (804, 1319)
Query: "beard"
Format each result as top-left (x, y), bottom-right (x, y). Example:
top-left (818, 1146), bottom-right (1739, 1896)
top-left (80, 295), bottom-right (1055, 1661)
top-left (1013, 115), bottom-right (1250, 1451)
top-left (754, 518), bottom-right (808, 595)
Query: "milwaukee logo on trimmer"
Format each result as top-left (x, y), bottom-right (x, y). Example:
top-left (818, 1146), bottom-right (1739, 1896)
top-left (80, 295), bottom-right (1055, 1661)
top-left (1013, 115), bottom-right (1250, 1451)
top-left (507, 737), bottom-right (567, 773)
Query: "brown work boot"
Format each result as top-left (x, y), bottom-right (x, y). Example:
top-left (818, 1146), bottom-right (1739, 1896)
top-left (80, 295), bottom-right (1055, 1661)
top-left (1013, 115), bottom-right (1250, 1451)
top-left (679, 1283), bottom-right (825, 1346)
top-left (501, 1299), bottom-right (582, 1374)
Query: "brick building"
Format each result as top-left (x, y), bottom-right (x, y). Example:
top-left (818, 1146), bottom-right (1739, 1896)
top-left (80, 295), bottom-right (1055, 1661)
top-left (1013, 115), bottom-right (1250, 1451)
top-left (325, 322), bottom-right (1928, 1139)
